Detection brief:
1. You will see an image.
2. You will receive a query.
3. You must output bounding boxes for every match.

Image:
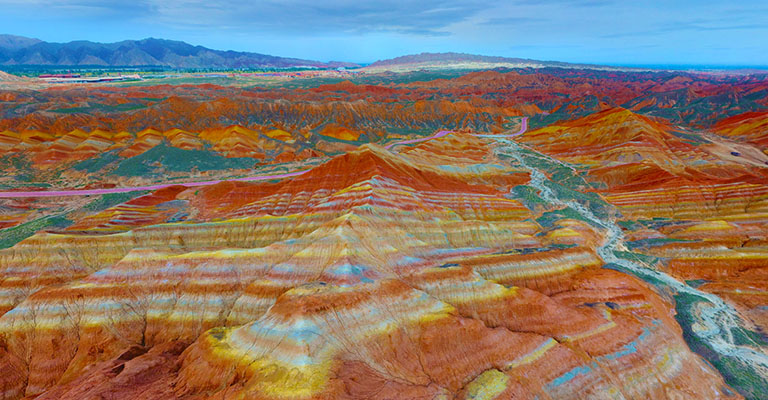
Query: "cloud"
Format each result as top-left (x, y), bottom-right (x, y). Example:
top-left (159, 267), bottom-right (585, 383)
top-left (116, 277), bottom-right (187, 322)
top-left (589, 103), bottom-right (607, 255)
top-left (0, 0), bottom-right (490, 35)
top-left (601, 21), bottom-right (768, 39)
top-left (0, 0), bottom-right (154, 18)
top-left (483, 16), bottom-right (544, 26)
top-left (507, 0), bottom-right (615, 7)
top-left (0, 0), bottom-right (766, 65)
top-left (139, 0), bottom-right (490, 36)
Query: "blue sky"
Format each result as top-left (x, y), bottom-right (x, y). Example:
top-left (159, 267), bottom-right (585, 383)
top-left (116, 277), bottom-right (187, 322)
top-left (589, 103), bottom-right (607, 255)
top-left (0, 0), bottom-right (766, 66)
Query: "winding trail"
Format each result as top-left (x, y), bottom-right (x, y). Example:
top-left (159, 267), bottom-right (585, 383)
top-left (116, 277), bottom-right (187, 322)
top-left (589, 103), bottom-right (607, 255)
top-left (492, 136), bottom-right (768, 384)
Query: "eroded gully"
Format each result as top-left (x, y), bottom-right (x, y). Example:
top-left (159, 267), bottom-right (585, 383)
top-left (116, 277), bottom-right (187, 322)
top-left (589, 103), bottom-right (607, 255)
top-left (491, 136), bottom-right (768, 384)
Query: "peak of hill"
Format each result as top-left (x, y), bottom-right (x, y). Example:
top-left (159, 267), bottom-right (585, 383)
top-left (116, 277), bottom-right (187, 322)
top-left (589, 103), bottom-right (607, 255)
top-left (364, 52), bottom-right (608, 72)
top-left (523, 107), bottom-right (680, 147)
top-left (521, 107), bottom-right (768, 190)
top-left (369, 52), bottom-right (536, 67)
top-left (0, 35), bottom-right (359, 69)
top-left (0, 70), bottom-right (27, 81)
top-left (713, 111), bottom-right (768, 148)
top-left (0, 34), bottom-right (42, 50)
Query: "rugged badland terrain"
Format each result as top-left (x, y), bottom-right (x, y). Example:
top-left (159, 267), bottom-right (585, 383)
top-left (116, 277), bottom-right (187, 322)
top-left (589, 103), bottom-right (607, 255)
top-left (0, 65), bottom-right (767, 399)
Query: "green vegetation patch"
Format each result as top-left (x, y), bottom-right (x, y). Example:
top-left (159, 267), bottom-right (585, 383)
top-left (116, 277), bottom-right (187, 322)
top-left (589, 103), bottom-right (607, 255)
top-left (670, 130), bottom-right (707, 145)
top-left (601, 262), bottom-right (670, 293)
top-left (626, 237), bottom-right (694, 250)
top-left (83, 191), bottom-right (149, 212)
top-left (0, 191), bottom-right (149, 250)
top-left (111, 142), bottom-right (256, 177)
top-left (508, 185), bottom-right (548, 212)
top-left (509, 146), bottom-right (612, 219)
top-left (674, 292), bottom-right (768, 400)
top-left (536, 207), bottom-right (591, 227)
top-left (613, 250), bottom-right (659, 266)
top-left (618, 220), bottom-right (642, 230)
top-left (685, 279), bottom-right (709, 289)
top-left (543, 180), bottom-right (612, 220)
top-left (73, 149), bottom-right (122, 173)
top-left (50, 103), bottom-right (148, 114)
top-left (0, 215), bottom-right (72, 250)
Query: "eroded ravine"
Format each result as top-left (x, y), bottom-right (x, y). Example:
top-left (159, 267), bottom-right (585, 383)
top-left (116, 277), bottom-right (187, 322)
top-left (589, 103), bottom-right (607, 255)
top-left (492, 136), bottom-right (768, 391)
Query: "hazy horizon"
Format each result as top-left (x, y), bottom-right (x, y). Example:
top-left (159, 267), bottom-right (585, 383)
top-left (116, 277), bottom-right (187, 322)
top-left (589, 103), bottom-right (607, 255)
top-left (2, 34), bottom-right (768, 71)
top-left (0, 1), bottom-right (766, 66)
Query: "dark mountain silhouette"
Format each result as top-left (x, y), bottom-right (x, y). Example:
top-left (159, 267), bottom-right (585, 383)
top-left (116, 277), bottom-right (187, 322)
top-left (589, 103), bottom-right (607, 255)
top-left (0, 35), bottom-right (359, 69)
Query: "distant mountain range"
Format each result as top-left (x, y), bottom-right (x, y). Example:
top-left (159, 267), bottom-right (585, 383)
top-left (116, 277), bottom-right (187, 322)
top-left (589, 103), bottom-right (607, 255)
top-left (363, 52), bottom-right (613, 72)
top-left (0, 34), bottom-right (359, 69)
top-left (0, 35), bottom-right (695, 74)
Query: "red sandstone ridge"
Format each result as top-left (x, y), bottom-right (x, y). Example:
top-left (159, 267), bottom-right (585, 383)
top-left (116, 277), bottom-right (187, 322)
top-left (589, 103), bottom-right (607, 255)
top-left (507, 107), bottom-right (768, 395)
top-left (0, 130), bottom-right (740, 399)
top-left (519, 107), bottom-right (768, 191)
top-left (0, 124), bottom-right (319, 167)
top-left (318, 124), bottom-right (363, 141)
top-left (0, 67), bottom-right (766, 399)
top-left (714, 111), bottom-right (768, 150)
top-left (0, 68), bottom-right (764, 136)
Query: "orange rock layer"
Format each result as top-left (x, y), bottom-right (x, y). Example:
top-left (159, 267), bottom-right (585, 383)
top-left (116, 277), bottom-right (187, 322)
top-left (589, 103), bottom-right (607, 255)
top-left (519, 107), bottom-right (768, 373)
top-left (0, 132), bottom-right (736, 399)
